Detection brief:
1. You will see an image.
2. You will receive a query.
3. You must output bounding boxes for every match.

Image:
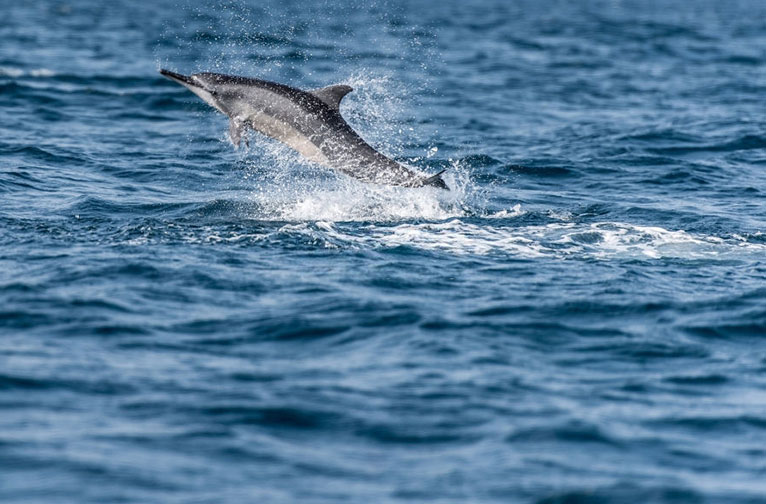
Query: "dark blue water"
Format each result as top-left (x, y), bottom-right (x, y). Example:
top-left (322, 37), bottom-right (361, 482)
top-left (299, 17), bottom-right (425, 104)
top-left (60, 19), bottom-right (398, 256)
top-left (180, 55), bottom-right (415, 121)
top-left (2, 1), bottom-right (766, 502)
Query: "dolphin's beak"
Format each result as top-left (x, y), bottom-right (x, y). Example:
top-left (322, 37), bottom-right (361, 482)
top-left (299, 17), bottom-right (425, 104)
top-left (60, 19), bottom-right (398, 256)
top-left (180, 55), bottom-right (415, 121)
top-left (160, 69), bottom-right (196, 87)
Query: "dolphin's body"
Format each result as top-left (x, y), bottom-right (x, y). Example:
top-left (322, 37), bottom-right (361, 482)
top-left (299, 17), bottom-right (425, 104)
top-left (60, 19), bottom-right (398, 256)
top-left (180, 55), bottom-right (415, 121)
top-left (160, 69), bottom-right (448, 190)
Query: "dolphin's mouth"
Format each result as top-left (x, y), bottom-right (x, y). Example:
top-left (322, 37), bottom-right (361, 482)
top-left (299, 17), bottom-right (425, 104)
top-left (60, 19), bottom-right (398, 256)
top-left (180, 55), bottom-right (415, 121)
top-left (160, 69), bottom-right (197, 87)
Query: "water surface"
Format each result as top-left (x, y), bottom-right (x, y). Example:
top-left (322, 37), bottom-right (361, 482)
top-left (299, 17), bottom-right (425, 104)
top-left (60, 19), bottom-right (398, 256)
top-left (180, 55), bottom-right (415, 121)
top-left (1, 1), bottom-right (765, 502)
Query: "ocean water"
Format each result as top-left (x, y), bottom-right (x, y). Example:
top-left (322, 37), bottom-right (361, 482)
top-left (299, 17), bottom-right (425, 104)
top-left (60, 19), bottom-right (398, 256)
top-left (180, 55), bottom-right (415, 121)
top-left (2, 0), bottom-right (765, 502)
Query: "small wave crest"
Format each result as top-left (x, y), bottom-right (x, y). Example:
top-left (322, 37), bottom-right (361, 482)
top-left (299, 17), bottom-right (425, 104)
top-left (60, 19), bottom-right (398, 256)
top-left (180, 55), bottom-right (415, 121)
top-left (0, 66), bottom-right (56, 78)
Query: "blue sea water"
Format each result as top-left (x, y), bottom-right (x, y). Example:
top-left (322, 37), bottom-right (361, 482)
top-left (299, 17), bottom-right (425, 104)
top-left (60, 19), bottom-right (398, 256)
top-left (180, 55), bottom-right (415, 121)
top-left (2, 0), bottom-right (766, 502)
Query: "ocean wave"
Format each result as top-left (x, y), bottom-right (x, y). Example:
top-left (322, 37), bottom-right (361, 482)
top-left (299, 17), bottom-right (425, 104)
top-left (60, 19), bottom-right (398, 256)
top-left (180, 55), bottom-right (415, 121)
top-left (21, 196), bottom-right (763, 262)
top-left (84, 213), bottom-right (748, 261)
top-left (300, 219), bottom-right (766, 260)
top-left (0, 66), bottom-right (56, 78)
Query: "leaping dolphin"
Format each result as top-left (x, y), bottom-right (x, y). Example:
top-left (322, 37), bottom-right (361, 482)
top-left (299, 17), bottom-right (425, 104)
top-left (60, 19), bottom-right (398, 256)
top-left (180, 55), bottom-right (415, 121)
top-left (159, 69), bottom-right (448, 190)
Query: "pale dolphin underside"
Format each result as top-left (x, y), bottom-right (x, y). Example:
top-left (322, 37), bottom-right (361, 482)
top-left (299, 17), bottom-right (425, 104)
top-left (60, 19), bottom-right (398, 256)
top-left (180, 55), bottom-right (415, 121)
top-left (159, 69), bottom-right (448, 190)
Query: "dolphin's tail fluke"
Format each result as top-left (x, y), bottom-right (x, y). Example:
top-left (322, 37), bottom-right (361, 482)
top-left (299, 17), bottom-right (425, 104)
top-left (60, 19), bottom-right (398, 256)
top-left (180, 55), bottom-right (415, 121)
top-left (420, 169), bottom-right (449, 190)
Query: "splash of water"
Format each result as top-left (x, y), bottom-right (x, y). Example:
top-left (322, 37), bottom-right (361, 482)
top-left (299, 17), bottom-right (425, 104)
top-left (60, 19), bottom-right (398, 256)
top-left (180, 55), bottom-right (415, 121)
top-left (243, 154), bottom-right (470, 222)
top-left (223, 68), bottom-right (478, 222)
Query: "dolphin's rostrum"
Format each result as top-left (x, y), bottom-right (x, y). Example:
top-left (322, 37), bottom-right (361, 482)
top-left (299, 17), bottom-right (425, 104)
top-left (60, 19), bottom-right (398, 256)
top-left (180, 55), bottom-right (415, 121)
top-left (160, 69), bottom-right (448, 190)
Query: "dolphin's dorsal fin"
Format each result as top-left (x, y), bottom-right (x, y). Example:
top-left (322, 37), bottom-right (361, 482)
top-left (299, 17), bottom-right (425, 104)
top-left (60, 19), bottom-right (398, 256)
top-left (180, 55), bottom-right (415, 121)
top-left (310, 84), bottom-right (353, 110)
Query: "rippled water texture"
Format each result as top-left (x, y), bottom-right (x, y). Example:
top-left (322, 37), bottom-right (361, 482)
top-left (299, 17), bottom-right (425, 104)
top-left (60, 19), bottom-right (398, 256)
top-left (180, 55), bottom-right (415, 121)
top-left (2, 1), bottom-right (765, 502)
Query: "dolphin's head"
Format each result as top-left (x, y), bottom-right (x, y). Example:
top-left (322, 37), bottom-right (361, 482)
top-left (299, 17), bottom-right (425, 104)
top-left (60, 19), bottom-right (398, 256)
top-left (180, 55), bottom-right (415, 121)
top-left (160, 69), bottom-right (225, 113)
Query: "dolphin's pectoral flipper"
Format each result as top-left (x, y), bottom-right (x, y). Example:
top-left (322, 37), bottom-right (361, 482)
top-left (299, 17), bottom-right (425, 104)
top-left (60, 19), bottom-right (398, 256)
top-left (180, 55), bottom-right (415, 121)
top-left (228, 118), bottom-right (246, 148)
top-left (310, 85), bottom-right (353, 110)
top-left (420, 169), bottom-right (449, 190)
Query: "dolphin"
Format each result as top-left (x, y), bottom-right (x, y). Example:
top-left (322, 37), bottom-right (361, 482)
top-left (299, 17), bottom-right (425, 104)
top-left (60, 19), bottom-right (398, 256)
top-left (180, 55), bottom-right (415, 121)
top-left (159, 69), bottom-right (448, 190)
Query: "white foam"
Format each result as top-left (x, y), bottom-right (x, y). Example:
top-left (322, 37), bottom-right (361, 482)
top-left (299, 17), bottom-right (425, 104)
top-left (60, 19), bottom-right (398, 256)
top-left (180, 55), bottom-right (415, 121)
top-left (275, 219), bottom-right (766, 261)
top-left (487, 205), bottom-right (525, 219)
top-left (247, 178), bottom-right (465, 222)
